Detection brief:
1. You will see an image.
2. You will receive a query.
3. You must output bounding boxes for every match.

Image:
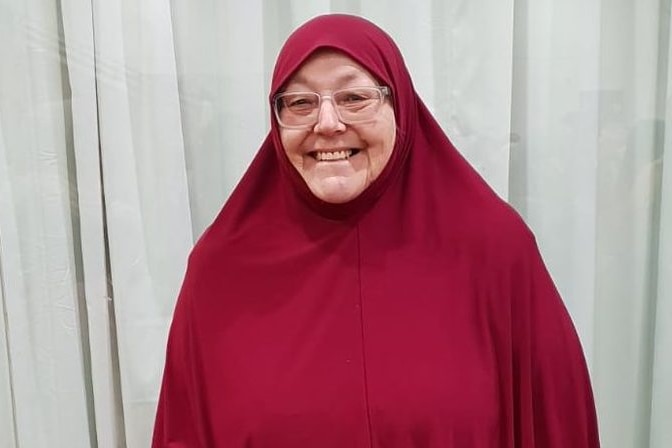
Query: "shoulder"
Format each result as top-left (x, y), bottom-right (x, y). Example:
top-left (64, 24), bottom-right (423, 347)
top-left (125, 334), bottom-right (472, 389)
top-left (450, 181), bottom-right (537, 263)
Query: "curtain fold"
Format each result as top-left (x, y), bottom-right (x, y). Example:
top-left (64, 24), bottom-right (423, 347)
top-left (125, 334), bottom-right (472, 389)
top-left (90, 0), bottom-right (194, 445)
top-left (60, 0), bottom-right (124, 446)
top-left (651, 113), bottom-right (672, 447)
top-left (0, 1), bottom-right (670, 447)
top-left (0, 118), bottom-right (18, 448)
top-left (650, 12), bottom-right (672, 445)
top-left (0, 0), bottom-right (93, 446)
top-left (171, 0), bottom-right (268, 237)
top-left (591, 1), bottom-right (669, 447)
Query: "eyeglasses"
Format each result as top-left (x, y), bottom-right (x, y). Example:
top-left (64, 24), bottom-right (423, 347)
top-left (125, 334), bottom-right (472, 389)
top-left (273, 86), bottom-right (391, 129)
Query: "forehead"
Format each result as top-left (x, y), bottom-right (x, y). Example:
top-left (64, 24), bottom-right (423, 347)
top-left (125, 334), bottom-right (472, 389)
top-left (283, 49), bottom-right (378, 90)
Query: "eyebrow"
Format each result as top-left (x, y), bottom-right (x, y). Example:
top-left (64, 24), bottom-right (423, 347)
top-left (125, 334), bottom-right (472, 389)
top-left (287, 71), bottom-right (364, 88)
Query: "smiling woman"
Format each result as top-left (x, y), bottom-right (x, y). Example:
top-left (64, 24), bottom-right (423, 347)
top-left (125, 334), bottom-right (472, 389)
top-left (152, 14), bottom-right (600, 448)
top-left (277, 50), bottom-right (397, 204)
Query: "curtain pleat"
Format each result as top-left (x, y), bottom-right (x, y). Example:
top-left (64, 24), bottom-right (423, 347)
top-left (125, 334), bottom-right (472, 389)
top-left (591, 1), bottom-right (670, 446)
top-left (0, 0), bottom-right (93, 446)
top-left (90, 0), bottom-right (194, 445)
top-left (650, 11), bottom-right (672, 446)
top-left (60, 0), bottom-right (125, 446)
top-left (0, 118), bottom-right (18, 448)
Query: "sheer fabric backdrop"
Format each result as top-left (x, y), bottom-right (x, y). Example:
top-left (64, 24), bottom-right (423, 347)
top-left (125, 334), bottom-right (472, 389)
top-left (0, 0), bottom-right (670, 447)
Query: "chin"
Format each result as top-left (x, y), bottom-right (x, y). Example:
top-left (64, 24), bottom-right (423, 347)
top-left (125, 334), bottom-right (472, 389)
top-left (308, 178), bottom-right (366, 204)
top-left (312, 188), bottom-right (363, 204)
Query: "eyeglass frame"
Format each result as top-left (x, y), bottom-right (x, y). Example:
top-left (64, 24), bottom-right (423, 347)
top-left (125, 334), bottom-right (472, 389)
top-left (272, 85), bottom-right (392, 130)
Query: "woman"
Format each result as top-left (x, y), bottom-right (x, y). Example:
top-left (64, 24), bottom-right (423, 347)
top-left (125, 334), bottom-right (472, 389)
top-left (153, 14), bottom-right (600, 447)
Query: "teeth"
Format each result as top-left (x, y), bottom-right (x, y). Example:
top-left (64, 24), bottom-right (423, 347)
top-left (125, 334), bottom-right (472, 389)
top-left (315, 150), bottom-right (353, 161)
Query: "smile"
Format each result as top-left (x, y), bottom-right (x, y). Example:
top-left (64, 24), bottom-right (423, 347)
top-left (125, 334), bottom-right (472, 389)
top-left (311, 149), bottom-right (360, 161)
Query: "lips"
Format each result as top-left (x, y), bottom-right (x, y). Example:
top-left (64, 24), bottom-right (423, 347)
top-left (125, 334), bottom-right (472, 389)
top-left (310, 149), bottom-right (360, 161)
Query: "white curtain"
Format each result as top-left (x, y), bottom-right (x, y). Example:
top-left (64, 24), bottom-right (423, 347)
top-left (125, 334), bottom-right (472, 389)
top-left (0, 0), bottom-right (669, 447)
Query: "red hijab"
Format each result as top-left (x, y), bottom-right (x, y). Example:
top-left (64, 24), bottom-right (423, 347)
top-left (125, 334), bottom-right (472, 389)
top-left (153, 14), bottom-right (599, 447)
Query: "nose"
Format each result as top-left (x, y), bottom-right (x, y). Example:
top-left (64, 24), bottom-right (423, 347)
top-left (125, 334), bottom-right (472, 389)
top-left (313, 97), bottom-right (346, 134)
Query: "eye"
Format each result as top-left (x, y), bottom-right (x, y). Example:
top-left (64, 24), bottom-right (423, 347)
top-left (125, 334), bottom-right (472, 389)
top-left (283, 94), bottom-right (318, 111)
top-left (340, 92), bottom-right (368, 103)
top-left (336, 89), bottom-right (377, 108)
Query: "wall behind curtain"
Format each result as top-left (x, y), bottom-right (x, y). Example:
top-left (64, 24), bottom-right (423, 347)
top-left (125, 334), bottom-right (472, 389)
top-left (0, 0), bottom-right (670, 447)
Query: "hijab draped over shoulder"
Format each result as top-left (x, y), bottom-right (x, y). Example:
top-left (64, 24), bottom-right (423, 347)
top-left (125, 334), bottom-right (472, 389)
top-left (153, 14), bottom-right (600, 448)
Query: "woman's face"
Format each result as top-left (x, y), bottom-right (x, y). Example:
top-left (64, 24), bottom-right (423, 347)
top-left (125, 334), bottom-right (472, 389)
top-left (278, 50), bottom-right (396, 204)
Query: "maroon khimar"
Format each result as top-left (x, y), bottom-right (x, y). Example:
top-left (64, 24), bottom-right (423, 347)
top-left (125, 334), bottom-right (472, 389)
top-left (153, 14), bottom-right (600, 447)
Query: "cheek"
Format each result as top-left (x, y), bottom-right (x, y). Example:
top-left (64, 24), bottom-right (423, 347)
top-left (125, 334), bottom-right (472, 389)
top-left (379, 106), bottom-right (397, 153)
top-left (371, 118), bottom-right (396, 176)
top-left (376, 114), bottom-right (397, 160)
top-left (280, 131), bottom-right (303, 158)
top-left (385, 125), bottom-right (397, 155)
